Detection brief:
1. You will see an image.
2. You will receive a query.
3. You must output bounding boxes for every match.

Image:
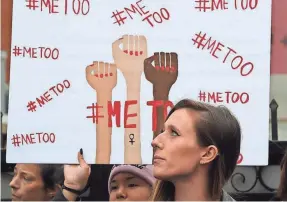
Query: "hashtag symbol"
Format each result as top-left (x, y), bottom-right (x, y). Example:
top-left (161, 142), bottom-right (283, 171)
top-left (12, 46), bottom-right (22, 57)
top-left (11, 134), bottom-right (21, 147)
top-left (194, 0), bottom-right (211, 12)
top-left (111, 10), bottom-right (127, 26)
top-left (198, 90), bottom-right (206, 102)
top-left (26, 0), bottom-right (39, 10)
top-left (86, 103), bottom-right (104, 124)
top-left (192, 31), bottom-right (207, 49)
top-left (27, 101), bottom-right (37, 112)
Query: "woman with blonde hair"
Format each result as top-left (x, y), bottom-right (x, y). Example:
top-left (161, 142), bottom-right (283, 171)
top-left (151, 99), bottom-right (241, 201)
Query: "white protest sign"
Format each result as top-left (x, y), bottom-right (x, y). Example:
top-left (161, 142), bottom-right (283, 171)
top-left (7, 0), bottom-right (271, 165)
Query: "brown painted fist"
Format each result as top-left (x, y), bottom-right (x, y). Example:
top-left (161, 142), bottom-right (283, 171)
top-left (86, 62), bottom-right (117, 92)
top-left (144, 52), bottom-right (178, 90)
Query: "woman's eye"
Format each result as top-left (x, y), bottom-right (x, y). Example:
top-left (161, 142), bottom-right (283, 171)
top-left (171, 130), bottom-right (179, 136)
top-left (23, 176), bottom-right (31, 181)
top-left (111, 185), bottom-right (118, 190)
top-left (128, 183), bottom-right (138, 188)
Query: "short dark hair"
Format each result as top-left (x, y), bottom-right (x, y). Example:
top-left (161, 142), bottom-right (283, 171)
top-left (152, 99), bottom-right (241, 201)
top-left (39, 164), bottom-right (64, 190)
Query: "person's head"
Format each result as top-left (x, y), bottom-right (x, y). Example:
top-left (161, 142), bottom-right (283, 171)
top-left (277, 149), bottom-right (287, 200)
top-left (151, 99), bottom-right (241, 200)
top-left (108, 164), bottom-right (156, 201)
top-left (10, 164), bottom-right (64, 201)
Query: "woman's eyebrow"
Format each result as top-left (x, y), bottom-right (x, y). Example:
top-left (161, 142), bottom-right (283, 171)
top-left (164, 121), bottom-right (180, 130)
top-left (126, 176), bottom-right (135, 181)
top-left (166, 123), bottom-right (181, 134)
top-left (19, 170), bottom-right (35, 177)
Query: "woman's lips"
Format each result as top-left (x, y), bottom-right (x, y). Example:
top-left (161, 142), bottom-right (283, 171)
top-left (153, 155), bottom-right (165, 164)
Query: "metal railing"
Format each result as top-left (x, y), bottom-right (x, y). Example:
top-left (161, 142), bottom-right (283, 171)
top-left (270, 99), bottom-right (279, 141)
top-left (230, 99), bottom-right (285, 195)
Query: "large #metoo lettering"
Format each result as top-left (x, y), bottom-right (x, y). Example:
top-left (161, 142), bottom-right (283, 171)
top-left (163, 101), bottom-right (174, 123)
top-left (124, 100), bottom-right (138, 128)
top-left (147, 100), bottom-right (174, 132)
top-left (108, 101), bottom-right (121, 127)
top-left (147, 100), bottom-right (164, 132)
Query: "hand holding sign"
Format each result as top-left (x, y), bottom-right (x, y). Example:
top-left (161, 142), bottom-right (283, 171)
top-left (63, 150), bottom-right (91, 195)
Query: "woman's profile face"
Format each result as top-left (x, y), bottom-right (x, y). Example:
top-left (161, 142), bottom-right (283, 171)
top-left (152, 108), bottom-right (205, 181)
top-left (109, 172), bottom-right (152, 201)
top-left (9, 164), bottom-right (52, 201)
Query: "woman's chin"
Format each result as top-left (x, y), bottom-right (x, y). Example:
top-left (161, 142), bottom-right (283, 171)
top-left (153, 166), bottom-right (170, 180)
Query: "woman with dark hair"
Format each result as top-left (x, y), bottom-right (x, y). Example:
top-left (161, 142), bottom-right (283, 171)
top-left (10, 164), bottom-right (64, 201)
top-left (108, 164), bottom-right (156, 201)
top-left (151, 99), bottom-right (241, 201)
top-left (272, 149), bottom-right (287, 201)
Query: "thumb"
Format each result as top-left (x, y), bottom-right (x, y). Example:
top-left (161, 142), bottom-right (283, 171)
top-left (112, 38), bottom-right (123, 54)
top-left (144, 55), bottom-right (154, 67)
top-left (78, 149), bottom-right (89, 168)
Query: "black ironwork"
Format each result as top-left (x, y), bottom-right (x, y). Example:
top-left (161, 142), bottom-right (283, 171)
top-left (257, 167), bottom-right (276, 192)
top-left (1, 111), bottom-right (2, 130)
top-left (270, 99), bottom-right (279, 141)
top-left (230, 99), bottom-right (281, 193)
top-left (230, 166), bottom-right (276, 193)
top-left (230, 167), bottom-right (258, 193)
top-left (1, 111), bottom-right (2, 143)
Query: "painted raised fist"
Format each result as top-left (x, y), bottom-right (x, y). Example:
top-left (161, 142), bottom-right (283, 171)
top-left (86, 62), bottom-right (117, 92)
top-left (144, 52), bottom-right (178, 97)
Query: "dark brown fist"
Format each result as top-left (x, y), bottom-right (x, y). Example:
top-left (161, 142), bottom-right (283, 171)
top-left (144, 52), bottom-right (178, 91)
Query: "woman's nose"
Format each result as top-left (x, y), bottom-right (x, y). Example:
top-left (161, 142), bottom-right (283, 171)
top-left (9, 176), bottom-right (20, 189)
top-left (116, 186), bottom-right (127, 199)
top-left (151, 135), bottom-right (163, 150)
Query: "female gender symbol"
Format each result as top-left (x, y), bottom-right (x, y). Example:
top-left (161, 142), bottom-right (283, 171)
top-left (129, 134), bottom-right (135, 145)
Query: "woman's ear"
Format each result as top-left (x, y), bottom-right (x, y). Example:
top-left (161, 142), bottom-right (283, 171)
top-left (200, 145), bottom-right (219, 165)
